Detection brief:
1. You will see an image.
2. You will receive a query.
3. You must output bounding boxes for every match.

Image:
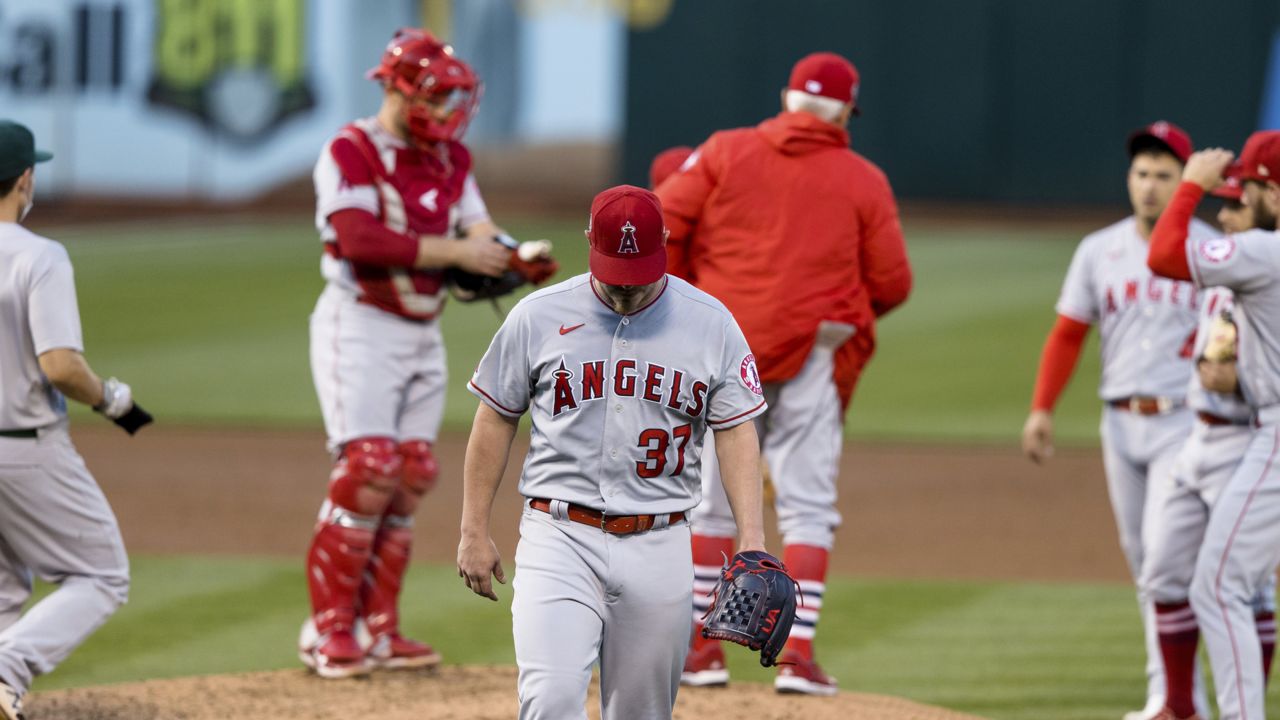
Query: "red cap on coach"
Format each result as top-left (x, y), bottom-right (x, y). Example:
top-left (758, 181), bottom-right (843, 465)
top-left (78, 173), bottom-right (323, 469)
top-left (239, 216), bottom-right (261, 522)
top-left (788, 52), bottom-right (860, 113)
top-left (649, 146), bottom-right (694, 189)
top-left (1127, 121), bottom-right (1193, 164)
top-left (1211, 162), bottom-right (1244, 201)
top-left (1238, 130), bottom-right (1280, 185)
top-left (587, 185), bottom-right (668, 286)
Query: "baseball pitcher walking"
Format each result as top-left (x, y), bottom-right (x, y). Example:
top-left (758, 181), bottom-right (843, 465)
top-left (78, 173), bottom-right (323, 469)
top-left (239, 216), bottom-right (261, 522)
top-left (0, 120), bottom-right (152, 720)
top-left (1022, 122), bottom-right (1215, 720)
top-left (458, 186), bottom-right (770, 719)
top-left (1149, 131), bottom-right (1280, 720)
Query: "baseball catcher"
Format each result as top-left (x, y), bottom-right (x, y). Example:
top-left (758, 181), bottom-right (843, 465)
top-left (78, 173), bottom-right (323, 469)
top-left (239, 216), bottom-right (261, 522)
top-left (701, 550), bottom-right (799, 667)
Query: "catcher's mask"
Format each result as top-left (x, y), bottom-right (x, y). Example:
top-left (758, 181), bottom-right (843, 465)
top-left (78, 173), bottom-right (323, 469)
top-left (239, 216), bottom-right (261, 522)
top-left (368, 28), bottom-right (482, 147)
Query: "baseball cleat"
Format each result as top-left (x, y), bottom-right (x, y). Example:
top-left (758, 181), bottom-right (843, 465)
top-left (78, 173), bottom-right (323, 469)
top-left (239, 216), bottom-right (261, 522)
top-left (366, 632), bottom-right (442, 670)
top-left (0, 681), bottom-right (23, 720)
top-left (774, 650), bottom-right (838, 696)
top-left (681, 642), bottom-right (730, 687)
top-left (299, 630), bottom-right (371, 679)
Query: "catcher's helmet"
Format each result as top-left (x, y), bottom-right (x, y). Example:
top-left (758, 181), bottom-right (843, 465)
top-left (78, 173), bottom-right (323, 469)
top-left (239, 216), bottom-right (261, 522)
top-left (367, 28), bottom-right (481, 146)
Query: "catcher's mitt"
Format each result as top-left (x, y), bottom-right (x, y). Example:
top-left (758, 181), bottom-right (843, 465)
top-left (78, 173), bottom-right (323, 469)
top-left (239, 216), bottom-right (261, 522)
top-left (701, 550), bottom-right (798, 667)
top-left (446, 235), bottom-right (558, 303)
top-left (1202, 309), bottom-right (1238, 362)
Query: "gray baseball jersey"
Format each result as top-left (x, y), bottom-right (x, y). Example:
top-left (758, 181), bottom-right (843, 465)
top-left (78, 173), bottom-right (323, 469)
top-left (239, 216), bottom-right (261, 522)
top-left (1188, 288), bottom-right (1253, 422)
top-left (0, 221), bottom-right (129, 699)
top-left (1188, 229), bottom-right (1280, 412)
top-left (1056, 216), bottom-right (1215, 400)
top-left (1184, 227), bottom-right (1280, 720)
top-left (0, 223), bottom-right (82, 430)
top-left (468, 273), bottom-right (767, 514)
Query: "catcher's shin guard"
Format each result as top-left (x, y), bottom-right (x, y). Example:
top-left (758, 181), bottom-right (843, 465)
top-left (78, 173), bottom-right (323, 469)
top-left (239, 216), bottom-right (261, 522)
top-left (357, 440), bottom-right (442, 669)
top-left (306, 438), bottom-right (401, 639)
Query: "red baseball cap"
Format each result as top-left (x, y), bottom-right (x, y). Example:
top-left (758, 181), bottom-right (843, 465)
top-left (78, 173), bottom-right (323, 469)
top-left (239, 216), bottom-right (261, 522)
top-left (1127, 121), bottom-right (1192, 164)
top-left (587, 185), bottom-right (668, 286)
top-left (789, 52), bottom-right (860, 114)
top-left (649, 146), bottom-right (694, 189)
top-left (1238, 130), bottom-right (1280, 184)
top-left (1211, 161), bottom-right (1244, 201)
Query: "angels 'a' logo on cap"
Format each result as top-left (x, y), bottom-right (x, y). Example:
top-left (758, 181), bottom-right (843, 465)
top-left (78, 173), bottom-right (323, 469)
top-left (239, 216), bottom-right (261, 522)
top-left (805, 79), bottom-right (823, 94)
top-left (1151, 121), bottom-right (1171, 138)
top-left (618, 220), bottom-right (640, 254)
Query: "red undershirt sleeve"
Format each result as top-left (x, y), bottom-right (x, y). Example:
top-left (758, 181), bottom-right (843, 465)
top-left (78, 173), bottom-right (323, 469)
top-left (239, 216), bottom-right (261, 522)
top-left (330, 208), bottom-right (419, 268)
top-left (1031, 314), bottom-right (1092, 412)
top-left (1148, 182), bottom-right (1204, 282)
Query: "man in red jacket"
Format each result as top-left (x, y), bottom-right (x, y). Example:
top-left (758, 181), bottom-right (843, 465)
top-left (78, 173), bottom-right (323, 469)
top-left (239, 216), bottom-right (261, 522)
top-left (657, 51), bottom-right (912, 695)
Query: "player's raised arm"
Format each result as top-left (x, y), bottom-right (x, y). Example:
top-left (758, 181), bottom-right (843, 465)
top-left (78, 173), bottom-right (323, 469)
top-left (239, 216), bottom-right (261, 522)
top-left (457, 403), bottom-right (518, 601)
top-left (1149, 148), bottom-right (1235, 281)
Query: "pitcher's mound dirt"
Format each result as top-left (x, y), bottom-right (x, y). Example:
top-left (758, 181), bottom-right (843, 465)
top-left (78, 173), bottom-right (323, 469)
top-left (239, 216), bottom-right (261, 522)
top-left (25, 666), bottom-right (988, 720)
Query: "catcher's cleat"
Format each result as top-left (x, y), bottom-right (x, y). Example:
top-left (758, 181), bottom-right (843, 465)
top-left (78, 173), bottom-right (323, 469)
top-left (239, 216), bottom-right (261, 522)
top-left (774, 650), bottom-right (838, 696)
top-left (366, 632), bottom-right (442, 670)
top-left (300, 630), bottom-right (371, 679)
top-left (0, 681), bottom-right (23, 720)
top-left (680, 641), bottom-right (730, 687)
top-left (1148, 708), bottom-right (1203, 720)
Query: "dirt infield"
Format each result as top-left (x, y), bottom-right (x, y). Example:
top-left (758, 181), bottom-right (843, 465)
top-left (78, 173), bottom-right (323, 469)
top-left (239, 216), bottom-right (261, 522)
top-left (29, 425), bottom-right (1124, 719)
top-left (75, 425), bottom-right (1127, 582)
top-left (25, 666), bottom-right (989, 720)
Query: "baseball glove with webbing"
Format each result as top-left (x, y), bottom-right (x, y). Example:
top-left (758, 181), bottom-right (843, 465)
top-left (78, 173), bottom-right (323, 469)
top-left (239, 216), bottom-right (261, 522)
top-left (1202, 309), bottom-right (1238, 362)
top-left (701, 550), bottom-right (799, 667)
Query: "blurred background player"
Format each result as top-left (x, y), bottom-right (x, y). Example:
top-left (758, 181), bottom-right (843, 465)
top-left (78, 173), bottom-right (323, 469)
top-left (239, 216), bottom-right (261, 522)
top-left (1022, 122), bottom-right (1215, 720)
top-left (0, 120), bottom-right (152, 720)
top-left (657, 51), bottom-right (913, 695)
top-left (1139, 159), bottom-right (1277, 720)
top-left (300, 28), bottom-right (546, 678)
top-left (648, 146), bottom-right (693, 190)
top-left (1148, 133), bottom-right (1280, 720)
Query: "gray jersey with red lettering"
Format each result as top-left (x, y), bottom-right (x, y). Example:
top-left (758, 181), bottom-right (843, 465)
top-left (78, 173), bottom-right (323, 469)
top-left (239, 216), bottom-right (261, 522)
top-left (1056, 216), bottom-right (1216, 400)
top-left (1188, 288), bottom-right (1253, 421)
top-left (1188, 229), bottom-right (1280, 410)
top-left (468, 273), bottom-right (767, 515)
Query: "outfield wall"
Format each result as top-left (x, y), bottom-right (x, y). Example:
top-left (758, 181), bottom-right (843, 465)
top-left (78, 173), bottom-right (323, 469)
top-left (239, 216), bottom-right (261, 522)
top-left (623, 0), bottom-right (1280, 204)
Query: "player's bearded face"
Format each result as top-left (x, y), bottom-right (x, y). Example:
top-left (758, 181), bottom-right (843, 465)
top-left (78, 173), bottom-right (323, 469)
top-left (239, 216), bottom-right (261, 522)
top-left (1218, 200), bottom-right (1255, 234)
top-left (1244, 181), bottom-right (1280, 232)
top-left (1127, 153), bottom-right (1182, 224)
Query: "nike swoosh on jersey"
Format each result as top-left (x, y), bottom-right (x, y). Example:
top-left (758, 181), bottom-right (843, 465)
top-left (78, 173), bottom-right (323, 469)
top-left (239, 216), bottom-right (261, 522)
top-left (559, 323), bottom-right (586, 335)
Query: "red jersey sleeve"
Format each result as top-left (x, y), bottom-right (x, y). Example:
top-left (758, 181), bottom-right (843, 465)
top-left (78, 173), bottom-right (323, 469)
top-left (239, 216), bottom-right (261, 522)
top-left (859, 168), bottom-right (912, 316)
top-left (656, 140), bottom-right (719, 280)
top-left (1031, 314), bottom-right (1091, 412)
top-left (1148, 181), bottom-right (1203, 281)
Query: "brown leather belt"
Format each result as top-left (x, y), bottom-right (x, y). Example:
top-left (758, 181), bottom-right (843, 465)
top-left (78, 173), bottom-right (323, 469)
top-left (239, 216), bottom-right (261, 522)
top-left (529, 498), bottom-right (685, 536)
top-left (1109, 397), bottom-right (1183, 415)
top-left (1197, 411), bottom-right (1251, 427)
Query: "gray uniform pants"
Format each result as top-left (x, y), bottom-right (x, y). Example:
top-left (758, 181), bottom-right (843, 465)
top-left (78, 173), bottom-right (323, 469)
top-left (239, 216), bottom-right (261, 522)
top-left (0, 424), bottom-right (129, 694)
top-left (512, 503), bottom-right (691, 720)
top-left (1100, 405), bottom-right (1194, 712)
top-left (1191, 421), bottom-right (1280, 720)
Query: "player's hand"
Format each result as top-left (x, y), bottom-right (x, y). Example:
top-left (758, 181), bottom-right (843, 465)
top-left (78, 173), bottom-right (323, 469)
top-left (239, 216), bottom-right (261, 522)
top-left (1198, 357), bottom-right (1240, 395)
top-left (1021, 410), bottom-right (1055, 464)
top-left (454, 234), bottom-right (513, 278)
top-left (457, 533), bottom-right (506, 601)
top-left (1184, 148), bottom-right (1236, 191)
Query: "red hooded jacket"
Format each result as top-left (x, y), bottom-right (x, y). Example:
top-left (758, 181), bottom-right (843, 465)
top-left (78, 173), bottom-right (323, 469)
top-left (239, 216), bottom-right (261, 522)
top-left (657, 111), bottom-right (912, 409)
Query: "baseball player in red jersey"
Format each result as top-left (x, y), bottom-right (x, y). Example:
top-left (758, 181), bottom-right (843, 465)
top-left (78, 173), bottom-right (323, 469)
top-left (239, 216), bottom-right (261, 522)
top-left (299, 28), bottom-right (554, 678)
top-left (657, 51), bottom-right (912, 694)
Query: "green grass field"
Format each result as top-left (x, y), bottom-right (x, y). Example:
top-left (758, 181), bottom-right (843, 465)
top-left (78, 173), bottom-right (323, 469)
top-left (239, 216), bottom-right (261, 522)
top-left (57, 215), bottom-right (1104, 443)
top-left (28, 215), bottom-right (1214, 719)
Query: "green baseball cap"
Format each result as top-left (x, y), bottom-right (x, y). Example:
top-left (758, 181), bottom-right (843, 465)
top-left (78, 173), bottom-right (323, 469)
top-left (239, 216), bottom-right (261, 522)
top-left (0, 120), bottom-right (52, 182)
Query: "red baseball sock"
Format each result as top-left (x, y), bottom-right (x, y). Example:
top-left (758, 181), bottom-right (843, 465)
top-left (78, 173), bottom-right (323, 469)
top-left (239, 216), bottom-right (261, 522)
top-left (1155, 601), bottom-right (1200, 717)
top-left (1258, 611), bottom-right (1276, 685)
top-left (691, 534), bottom-right (735, 650)
top-left (782, 544), bottom-right (830, 660)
